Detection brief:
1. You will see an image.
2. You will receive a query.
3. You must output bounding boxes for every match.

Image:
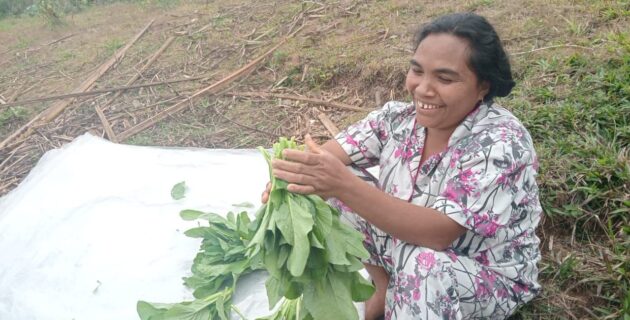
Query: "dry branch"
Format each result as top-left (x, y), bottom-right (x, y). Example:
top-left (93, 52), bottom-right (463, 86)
top-left (116, 38), bottom-right (288, 142)
top-left (511, 44), bottom-right (593, 56)
top-left (94, 105), bottom-right (117, 142)
top-left (0, 77), bottom-right (201, 109)
top-left (317, 112), bottom-right (340, 136)
top-left (102, 35), bottom-right (177, 110)
top-left (0, 19), bottom-right (155, 151)
top-left (228, 92), bottom-right (366, 112)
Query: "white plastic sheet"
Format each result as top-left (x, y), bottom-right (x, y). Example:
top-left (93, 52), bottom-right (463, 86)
top-left (0, 133), bottom-right (287, 319)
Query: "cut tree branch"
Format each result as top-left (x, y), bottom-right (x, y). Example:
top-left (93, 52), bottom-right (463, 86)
top-left (0, 19), bottom-right (155, 151)
top-left (116, 38), bottom-right (289, 142)
top-left (0, 77), bottom-right (202, 109)
top-left (228, 91), bottom-right (366, 112)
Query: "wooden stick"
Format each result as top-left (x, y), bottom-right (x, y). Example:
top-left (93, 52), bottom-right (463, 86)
top-left (0, 77), bottom-right (201, 109)
top-left (511, 44), bottom-right (592, 56)
top-left (94, 105), bottom-right (117, 142)
top-left (317, 112), bottom-right (340, 136)
top-left (102, 35), bottom-right (177, 109)
top-left (228, 91), bottom-right (366, 112)
top-left (0, 19), bottom-right (155, 151)
top-left (95, 35), bottom-right (177, 142)
top-left (117, 38), bottom-right (288, 142)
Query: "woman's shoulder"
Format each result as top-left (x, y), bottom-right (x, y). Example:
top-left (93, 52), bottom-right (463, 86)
top-left (472, 103), bottom-right (534, 143)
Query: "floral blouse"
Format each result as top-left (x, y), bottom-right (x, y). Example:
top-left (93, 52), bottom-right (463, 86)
top-left (335, 101), bottom-right (542, 294)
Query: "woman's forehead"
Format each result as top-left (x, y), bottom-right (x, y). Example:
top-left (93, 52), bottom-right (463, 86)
top-left (413, 33), bottom-right (472, 73)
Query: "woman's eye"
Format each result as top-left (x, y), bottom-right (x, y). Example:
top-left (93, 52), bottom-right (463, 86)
top-left (439, 77), bottom-right (453, 83)
top-left (412, 69), bottom-right (423, 75)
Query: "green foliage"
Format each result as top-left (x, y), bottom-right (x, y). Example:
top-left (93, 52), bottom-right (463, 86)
top-left (511, 29), bottom-right (630, 318)
top-left (170, 181), bottom-right (186, 200)
top-left (138, 210), bottom-right (261, 320)
top-left (103, 37), bottom-right (124, 56)
top-left (250, 137), bottom-right (375, 320)
top-left (0, 106), bottom-right (29, 127)
top-left (139, 137), bottom-right (374, 320)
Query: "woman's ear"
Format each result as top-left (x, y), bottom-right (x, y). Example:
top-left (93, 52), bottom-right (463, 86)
top-left (478, 80), bottom-right (490, 101)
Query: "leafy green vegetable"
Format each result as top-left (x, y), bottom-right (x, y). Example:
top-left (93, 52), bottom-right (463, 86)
top-left (139, 137), bottom-right (374, 320)
top-left (248, 137), bottom-right (375, 320)
top-left (171, 181), bottom-right (187, 200)
top-left (138, 210), bottom-right (261, 320)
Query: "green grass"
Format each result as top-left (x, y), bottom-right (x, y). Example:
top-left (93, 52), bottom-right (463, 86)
top-left (509, 27), bottom-right (630, 318)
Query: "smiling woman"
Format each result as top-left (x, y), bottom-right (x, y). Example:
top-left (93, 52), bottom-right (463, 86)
top-left (267, 12), bottom-right (541, 320)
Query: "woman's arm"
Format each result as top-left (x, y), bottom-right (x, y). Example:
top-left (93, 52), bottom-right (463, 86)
top-left (272, 135), bottom-right (466, 251)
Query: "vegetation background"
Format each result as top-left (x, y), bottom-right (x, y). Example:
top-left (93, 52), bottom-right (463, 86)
top-left (0, 0), bottom-right (628, 319)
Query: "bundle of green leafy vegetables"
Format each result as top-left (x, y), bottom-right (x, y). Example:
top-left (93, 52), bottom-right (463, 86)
top-left (251, 137), bottom-right (375, 319)
top-left (137, 137), bottom-right (374, 320)
top-left (137, 209), bottom-right (259, 320)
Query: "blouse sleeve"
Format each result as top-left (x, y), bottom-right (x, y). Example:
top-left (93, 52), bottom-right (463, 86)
top-left (431, 126), bottom-right (538, 238)
top-left (334, 101), bottom-right (400, 168)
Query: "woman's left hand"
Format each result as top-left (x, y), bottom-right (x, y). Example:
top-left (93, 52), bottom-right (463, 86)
top-left (271, 134), bottom-right (351, 199)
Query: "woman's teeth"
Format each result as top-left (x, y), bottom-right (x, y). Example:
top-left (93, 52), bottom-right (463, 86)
top-left (416, 101), bottom-right (441, 109)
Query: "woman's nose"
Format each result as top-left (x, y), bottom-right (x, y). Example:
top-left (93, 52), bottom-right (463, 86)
top-left (414, 77), bottom-right (435, 97)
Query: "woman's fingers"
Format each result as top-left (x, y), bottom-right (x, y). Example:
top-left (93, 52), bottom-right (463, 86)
top-left (286, 183), bottom-right (316, 194)
top-left (282, 149), bottom-right (318, 164)
top-left (261, 181), bottom-right (271, 203)
top-left (273, 167), bottom-right (313, 186)
top-left (272, 158), bottom-right (313, 175)
top-left (304, 134), bottom-right (322, 153)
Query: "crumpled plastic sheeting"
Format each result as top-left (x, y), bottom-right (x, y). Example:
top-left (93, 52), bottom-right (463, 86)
top-left (0, 133), bottom-right (285, 320)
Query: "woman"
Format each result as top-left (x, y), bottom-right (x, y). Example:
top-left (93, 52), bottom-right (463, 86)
top-left (264, 12), bottom-right (541, 320)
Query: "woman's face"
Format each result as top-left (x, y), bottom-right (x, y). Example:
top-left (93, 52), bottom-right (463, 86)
top-left (405, 33), bottom-right (489, 136)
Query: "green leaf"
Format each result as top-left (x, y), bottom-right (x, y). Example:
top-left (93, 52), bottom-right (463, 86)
top-left (232, 202), bottom-right (255, 208)
top-left (285, 194), bottom-right (315, 277)
top-left (303, 273), bottom-right (358, 320)
top-left (180, 209), bottom-right (206, 221)
top-left (171, 181), bottom-right (187, 200)
top-left (184, 227), bottom-right (213, 238)
top-left (336, 220), bottom-right (370, 260)
top-left (265, 276), bottom-right (283, 309)
top-left (137, 301), bottom-right (170, 320)
top-left (350, 271), bottom-right (375, 302)
top-left (323, 223), bottom-right (351, 266)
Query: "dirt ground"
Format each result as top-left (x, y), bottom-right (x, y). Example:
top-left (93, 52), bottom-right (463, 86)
top-left (0, 0), bottom-right (628, 319)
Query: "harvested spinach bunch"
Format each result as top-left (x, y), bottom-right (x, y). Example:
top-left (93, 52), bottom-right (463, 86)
top-left (137, 210), bottom-right (260, 320)
top-left (250, 137), bottom-right (375, 320)
top-left (138, 137), bottom-right (374, 320)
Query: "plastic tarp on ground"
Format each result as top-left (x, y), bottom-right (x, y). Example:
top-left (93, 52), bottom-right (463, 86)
top-left (0, 133), bottom-right (366, 320)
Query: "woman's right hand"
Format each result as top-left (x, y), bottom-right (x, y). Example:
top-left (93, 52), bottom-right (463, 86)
top-left (261, 181), bottom-right (271, 204)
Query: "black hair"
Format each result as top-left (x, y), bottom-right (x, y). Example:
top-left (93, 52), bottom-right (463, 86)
top-left (413, 13), bottom-right (515, 103)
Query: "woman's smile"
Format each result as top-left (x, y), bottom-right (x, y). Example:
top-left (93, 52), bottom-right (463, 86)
top-left (414, 100), bottom-right (445, 110)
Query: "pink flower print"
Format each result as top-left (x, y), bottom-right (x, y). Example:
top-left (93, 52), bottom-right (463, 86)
top-left (512, 283), bottom-right (529, 295)
top-left (446, 249), bottom-right (459, 262)
top-left (394, 137), bottom-right (416, 161)
top-left (394, 146), bottom-right (413, 160)
top-left (412, 288), bottom-right (421, 301)
top-left (475, 250), bottom-right (490, 266)
top-left (473, 213), bottom-right (501, 237)
top-left (442, 183), bottom-right (459, 202)
top-left (449, 148), bottom-right (464, 168)
top-left (480, 269), bottom-right (497, 286)
top-left (474, 270), bottom-right (497, 299)
top-left (382, 255), bottom-right (394, 268)
top-left (416, 251), bottom-right (436, 270)
top-left (369, 119), bottom-right (388, 141)
top-left (474, 277), bottom-right (491, 299)
top-left (345, 135), bottom-right (359, 147)
top-left (497, 287), bottom-right (509, 299)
